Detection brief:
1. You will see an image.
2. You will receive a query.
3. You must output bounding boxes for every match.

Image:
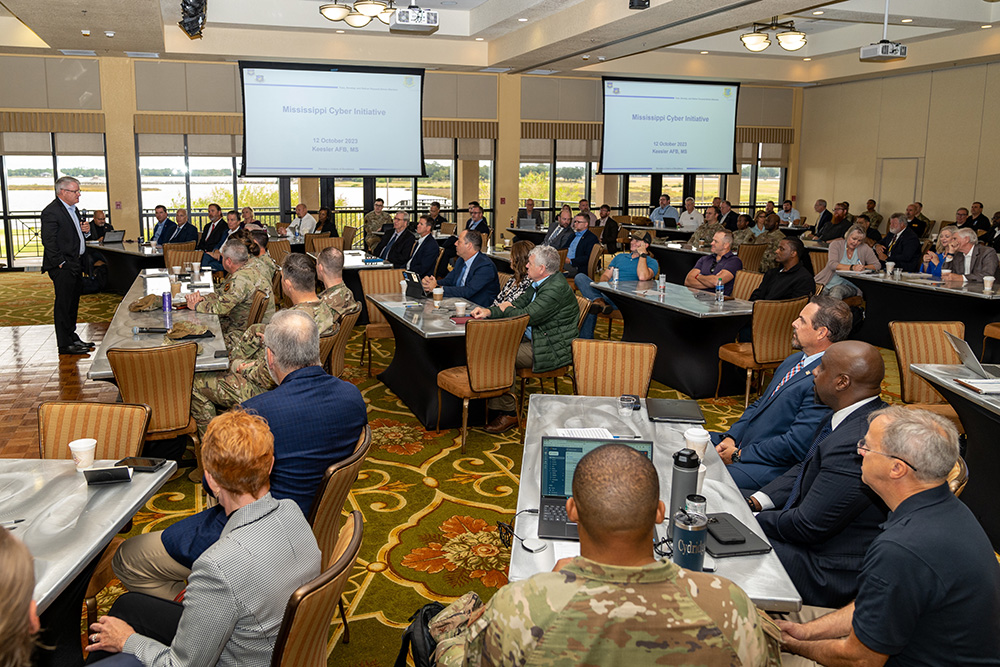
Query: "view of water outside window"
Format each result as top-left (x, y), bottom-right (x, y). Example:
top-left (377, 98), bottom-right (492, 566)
top-left (56, 155), bottom-right (108, 214)
top-left (139, 156), bottom-right (188, 213)
top-left (5, 154), bottom-right (59, 213)
top-left (416, 160), bottom-right (452, 210)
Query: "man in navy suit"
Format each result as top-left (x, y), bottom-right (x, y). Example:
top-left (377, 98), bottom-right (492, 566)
top-left (563, 213), bottom-right (600, 278)
top-left (40, 176), bottom-right (93, 355)
top-left (113, 309), bottom-right (366, 600)
top-left (196, 203), bottom-right (226, 252)
top-left (157, 207), bottom-right (199, 246)
top-left (373, 210), bottom-right (416, 268)
top-left (749, 341), bottom-right (888, 608)
top-left (464, 203), bottom-right (490, 235)
top-left (714, 295), bottom-right (853, 491)
top-left (874, 212), bottom-right (921, 272)
top-left (812, 199), bottom-right (833, 237)
top-left (421, 230), bottom-right (499, 307)
top-left (407, 214), bottom-right (440, 277)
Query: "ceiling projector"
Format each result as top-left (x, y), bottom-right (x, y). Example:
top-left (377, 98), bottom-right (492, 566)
top-left (860, 40), bottom-right (907, 62)
top-left (389, 7), bottom-right (439, 34)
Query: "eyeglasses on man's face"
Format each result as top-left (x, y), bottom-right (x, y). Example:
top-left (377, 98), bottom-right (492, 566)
top-left (857, 437), bottom-right (919, 472)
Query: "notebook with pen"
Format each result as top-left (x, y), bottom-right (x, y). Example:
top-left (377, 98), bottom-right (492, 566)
top-left (537, 437), bottom-right (653, 541)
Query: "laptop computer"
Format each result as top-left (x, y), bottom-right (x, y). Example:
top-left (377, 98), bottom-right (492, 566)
top-left (402, 270), bottom-right (428, 300)
top-left (943, 330), bottom-right (1000, 378)
top-left (102, 229), bottom-right (125, 243)
top-left (537, 437), bottom-right (653, 541)
top-left (518, 218), bottom-right (537, 229)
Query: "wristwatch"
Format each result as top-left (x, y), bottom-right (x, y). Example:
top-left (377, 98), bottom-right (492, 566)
top-left (731, 448), bottom-right (742, 463)
top-left (639, 253), bottom-right (649, 258)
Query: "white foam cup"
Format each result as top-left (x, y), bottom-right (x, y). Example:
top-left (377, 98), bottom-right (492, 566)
top-left (69, 438), bottom-right (97, 470)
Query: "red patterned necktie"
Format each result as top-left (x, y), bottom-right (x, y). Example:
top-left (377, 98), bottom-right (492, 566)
top-left (770, 356), bottom-right (805, 398)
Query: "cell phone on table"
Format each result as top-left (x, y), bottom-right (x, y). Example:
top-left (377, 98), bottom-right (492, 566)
top-left (115, 457), bottom-right (167, 472)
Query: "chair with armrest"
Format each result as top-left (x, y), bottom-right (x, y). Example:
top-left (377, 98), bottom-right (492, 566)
top-left (312, 236), bottom-right (345, 253)
top-left (341, 226), bottom-right (357, 250)
top-left (571, 339), bottom-right (657, 397)
top-left (326, 310), bottom-right (360, 378)
top-left (731, 270), bottom-right (764, 301)
top-left (736, 243), bottom-right (767, 274)
top-left (270, 510), bottom-right (364, 665)
top-left (247, 289), bottom-right (269, 327)
top-left (269, 239), bottom-right (291, 266)
top-left (162, 247), bottom-right (202, 271)
top-left (358, 269), bottom-right (404, 376)
top-left (889, 320), bottom-right (965, 433)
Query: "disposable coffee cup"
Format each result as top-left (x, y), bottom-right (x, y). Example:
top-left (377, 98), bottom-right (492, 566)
top-left (191, 266), bottom-right (201, 282)
top-left (885, 261), bottom-right (895, 275)
top-left (455, 301), bottom-right (467, 317)
top-left (672, 510), bottom-right (708, 571)
top-left (433, 287), bottom-right (444, 307)
top-left (69, 438), bottom-right (97, 470)
top-left (941, 269), bottom-right (952, 276)
top-left (683, 427), bottom-right (710, 459)
top-left (171, 265), bottom-right (181, 275)
top-left (984, 276), bottom-right (995, 292)
top-left (696, 463), bottom-right (708, 494)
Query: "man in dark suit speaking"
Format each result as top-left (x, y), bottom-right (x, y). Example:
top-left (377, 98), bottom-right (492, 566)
top-left (422, 230), bottom-right (499, 307)
top-left (749, 341), bottom-right (888, 608)
top-left (41, 176), bottom-right (93, 355)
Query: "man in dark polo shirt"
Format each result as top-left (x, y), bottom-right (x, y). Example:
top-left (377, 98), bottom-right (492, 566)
top-left (683, 230), bottom-right (742, 296)
top-left (777, 406), bottom-right (1000, 665)
top-left (750, 237), bottom-right (815, 302)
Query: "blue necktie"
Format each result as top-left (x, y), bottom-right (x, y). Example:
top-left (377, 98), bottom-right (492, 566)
top-left (382, 233), bottom-right (398, 260)
top-left (459, 259), bottom-right (471, 286)
top-left (783, 417), bottom-right (834, 510)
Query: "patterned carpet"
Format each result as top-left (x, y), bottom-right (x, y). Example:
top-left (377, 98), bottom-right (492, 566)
top-left (0, 272), bottom-right (904, 665)
top-left (0, 272), bottom-right (121, 327)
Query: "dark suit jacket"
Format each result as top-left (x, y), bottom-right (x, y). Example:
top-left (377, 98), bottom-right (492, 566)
top-left (543, 224), bottom-right (573, 250)
top-left (567, 230), bottom-right (600, 275)
top-left (942, 245), bottom-right (1000, 283)
top-left (439, 252), bottom-right (499, 307)
top-left (719, 210), bottom-right (738, 232)
top-left (908, 217), bottom-right (927, 238)
top-left (813, 209), bottom-right (833, 236)
top-left (161, 221), bottom-right (199, 245)
top-left (465, 217), bottom-right (490, 234)
top-left (41, 197), bottom-right (87, 274)
top-left (197, 218), bottom-right (227, 251)
top-left (757, 398), bottom-right (889, 607)
top-left (160, 366), bottom-right (366, 568)
top-left (373, 229), bottom-right (416, 268)
top-left (718, 353), bottom-right (831, 489)
top-left (407, 234), bottom-right (439, 277)
top-left (881, 227), bottom-right (921, 272)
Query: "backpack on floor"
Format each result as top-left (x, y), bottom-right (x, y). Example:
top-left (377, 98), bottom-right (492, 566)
top-left (394, 602), bottom-right (445, 667)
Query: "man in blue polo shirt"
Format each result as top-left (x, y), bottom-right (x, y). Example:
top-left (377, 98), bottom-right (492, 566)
top-left (684, 230), bottom-right (742, 296)
top-left (777, 406), bottom-right (1000, 665)
top-left (575, 231), bottom-right (658, 339)
top-left (650, 194), bottom-right (679, 225)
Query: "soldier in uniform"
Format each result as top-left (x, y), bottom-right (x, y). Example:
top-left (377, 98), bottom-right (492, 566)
top-left (433, 444), bottom-right (781, 666)
top-left (864, 199), bottom-right (883, 232)
top-left (363, 198), bottom-right (393, 251)
top-left (690, 205), bottom-right (726, 247)
top-left (316, 246), bottom-right (362, 321)
top-left (185, 239), bottom-right (274, 349)
top-left (247, 229), bottom-right (278, 286)
top-left (190, 253), bottom-right (337, 434)
top-left (732, 214), bottom-right (757, 248)
top-left (758, 214), bottom-right (788, 273)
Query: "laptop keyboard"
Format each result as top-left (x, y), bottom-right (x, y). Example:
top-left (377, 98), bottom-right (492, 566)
top-left (542, 503), bottom-right (568, 522)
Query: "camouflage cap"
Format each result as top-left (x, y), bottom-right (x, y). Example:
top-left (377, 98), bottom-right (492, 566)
top-left (129, 294), bottom-right (162, 312)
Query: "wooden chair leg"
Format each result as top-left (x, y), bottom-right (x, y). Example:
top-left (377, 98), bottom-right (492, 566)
top-left (551, 377), bottom-right (558, 394)
top-left (744, 369), bottom-right (753, 408)
top-left (86, 596), bottom-right (98, 629)
top-left (518, 376), bottom-right (527, 421)
top-left (715, 359), bottom-right (723, 398)
top-left (339, 598), bottom-right (350, 644)
top-left (359, 331), bottom-right (367, 367)
top-left (366, 339), bottom-right (373, 377)
top-left (436, 388), bottom-right (442, 433)
top-left (461, 397), bottom-right (469, 454)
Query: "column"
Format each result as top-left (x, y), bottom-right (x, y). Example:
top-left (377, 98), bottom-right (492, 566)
top-left (495, 73), bottom-right (521, 242)
top-left (99, 57), bottom-right (140, 237)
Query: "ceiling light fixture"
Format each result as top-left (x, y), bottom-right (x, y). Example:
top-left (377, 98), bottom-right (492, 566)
top-left (900, 18), bottom-right (912, 23)
top-left (475, 37), bottom-right (484, 41)
top-left (376, 2), bottom-right (396, 24)
top-left (517, 17), bottom-right (527, 22)
top-left (812, 10), bottom-right (823, 15)
top-left (319, 3), bottom-right (352, 21)
top-left (700, 50), bottom-right (709, 54)
top-left (343, 10), bottom-right (373, 27)
top-left (983, 24), bottom-right (993, 29)
top-left (740, 16), bottom-right (806, 52)
top-left (354, 0), bottom-right (386, 16)
top-left (320, 0), bottom-right (397, 27)
top-left (803, 57), bottom-right (811, 61)
top-left (81, 29), bottom-right (91, 36)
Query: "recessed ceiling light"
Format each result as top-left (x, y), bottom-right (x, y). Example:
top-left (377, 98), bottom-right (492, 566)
top-left (336, 29), bottom-right (344, 33)
top-left (475, 37), bottom-right (484, 41)
top-left (982, 24), bottom-right (993, 29)
top-left (901, 18), bottom-right (913, 23)
top-left (518, 17), bottom-right (527, 22)
top-left (803, 57), bottom-right (812, 61)
top-left (81, 29), bottom-right (91, 36)
top-left (700, 51), bottom-right (709, 54)
top-left (812, 10), bottom-right (823, 15)
top-left (105, 30), bottom-right (115, 38)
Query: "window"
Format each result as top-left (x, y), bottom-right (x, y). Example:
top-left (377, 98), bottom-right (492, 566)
top-left (555, 161), bottom-right (586, 209)
top-left (235, 157), bottom-right (280, 226)
top-left (2, 153), bottom-right (54, 265)
top-left (376, 176), bottom-right (414, 215)
top-left (693, 175), bottom-right (723, 205)
top-left (56, 155), bottom-right (108, 216)
top-left (188, 156), bottom-right (234, 227)
top-left (478, 160), bottom-right (492, 210)
top-left (519, 162), bottom-right (550, 214)
top-left (417, 159), bottom-right (453, 210)
top-left (625, 174), bottom-right (651, 215)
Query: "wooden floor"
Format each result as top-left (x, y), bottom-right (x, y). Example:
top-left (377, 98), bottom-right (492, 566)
top-left (0, 323), bottom-right (119, 458)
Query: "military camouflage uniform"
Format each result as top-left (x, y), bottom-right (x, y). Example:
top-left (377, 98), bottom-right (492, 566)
top-left (434, 557), bottom-right (781, 667)
top-left (319, 282), bottom-right (362, 321)
top-left (732, 228), bottom-right (757, 249)
top-left (758, 229), bottom-right (787, 272)
top-left (193, 265), bottom-right (275, 349)
top-left (248, 253), bottom-right (278, 286)
top-left (690, 221), bottom-right (726, 248)
top-left (190, 300), bottom-right (338, 434)
top-left (364, 210), bottom-right (393, 250)
top-left (866, 210), bottom-right (883, 232)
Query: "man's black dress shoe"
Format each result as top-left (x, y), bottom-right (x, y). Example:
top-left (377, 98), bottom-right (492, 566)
top-left (59, 342), bottom-right (91, 355)
top-left (75, 339), bottom-right (96, 349)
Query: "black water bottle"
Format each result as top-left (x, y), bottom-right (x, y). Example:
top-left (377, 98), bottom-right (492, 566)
top-left (668, 448), bottom-right (700, 533)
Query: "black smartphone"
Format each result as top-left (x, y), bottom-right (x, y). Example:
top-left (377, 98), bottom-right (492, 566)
top-left (115, 457), bottom-right (167, 472)
top-left (214, 349), bottom-right (228, 358)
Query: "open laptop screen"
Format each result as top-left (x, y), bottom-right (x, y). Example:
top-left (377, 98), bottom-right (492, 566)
top-left (540, 437), bottom-right (652, 498)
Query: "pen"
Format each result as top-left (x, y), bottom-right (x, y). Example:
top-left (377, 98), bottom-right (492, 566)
top-left (611, 434), bottom-right (642, 439)
top-left (1, 519), bottom-right (25, 527)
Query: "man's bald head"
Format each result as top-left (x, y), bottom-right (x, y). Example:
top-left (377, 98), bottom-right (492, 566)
top-left (813, 341), bottom-right (884, 411)
top-left (571, 444), bottom-right (659, 538)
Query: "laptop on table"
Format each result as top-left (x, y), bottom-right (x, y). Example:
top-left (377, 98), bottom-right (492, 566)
top-left (943, 330), bottom-right (1000, 378)
top-left (537, 437), bottom-right (653, 541)
top-left (102, 229), bottom-right (125, 243)
top-left (402, 270), bottom-right (428, 300)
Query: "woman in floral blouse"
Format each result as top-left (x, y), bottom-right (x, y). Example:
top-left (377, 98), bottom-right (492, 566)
top-left (493, 240), bottom-right (535, 306)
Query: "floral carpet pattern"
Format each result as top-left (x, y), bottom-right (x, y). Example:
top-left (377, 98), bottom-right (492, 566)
top-left (0, 272), bottom-right (120, 327)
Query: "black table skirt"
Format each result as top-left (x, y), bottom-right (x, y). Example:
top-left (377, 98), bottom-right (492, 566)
top-left (98, 247), bottom-right (166, 295)
top-left (648, 245), bottom-right (703, 286)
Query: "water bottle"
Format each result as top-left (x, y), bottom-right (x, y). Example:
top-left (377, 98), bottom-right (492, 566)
top-left (715, 278), bottom-right (725, 303)
top-left (612, 267), bottom-right (619, 284)
top-left (668, 448), bottom-right (700, 533)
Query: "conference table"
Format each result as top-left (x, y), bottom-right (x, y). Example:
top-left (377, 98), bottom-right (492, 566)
top-left (780, 225), bottom-right (810, 237)
top-left (506, 226), bottom-right (547, 245)
top-left (910, 363), bottom-right (1000, 550)
top-left (510, 394), bottom-right (802, 612)
top-left (88, 269), bottom-right (228, 381)
top-left (87, 242), bottom-right (165, 295)
top-left (0, 458), bottom-right (177, 665)
top-left (368, 293), bottom-right (487, 429)
top-left (621, 223), bottom-right (693, 242)
top-left (647, 242), bottom-right (711, 285)
top-left (840, 270), bottom-right (1000, 357)
top-left (592, 280), bottom-right (752, 399)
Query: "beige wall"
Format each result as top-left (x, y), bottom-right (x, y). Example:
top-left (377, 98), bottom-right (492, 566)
top-left (797, 62), bottom-right (1000, 230)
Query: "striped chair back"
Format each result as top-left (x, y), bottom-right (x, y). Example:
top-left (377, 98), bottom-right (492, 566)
top-left (276, 222), bottom-right (290, 236)
top-left (890, 321), bottom-right (965, 404)
top-left (327, 310), bottom-right (360, 377)
top-left (341, 226), bottom-right (357, 249)
top-left (319, 331), bottom-right (337, 373)
top-left (465, 316), bottom-right (529, 393)
top-left (269, 240), bottom-right (292, 266)
top-left (631, 215), bottom-right (652, 226)
top-left (303, 233), bottom-right (327, 254)
top-left (307, 426), bottom-right (371, 567)
top-left (440, 222), bottom-right (457, 236)
top-left (587, 243), bottom-right (605, 279)
top-left (556, 248), bottom-right (568, 272)
top-left (751, 296), bottom-right (810, 365)
top-left (810, 251), bottom-right (827, 275)
top-left (107, 342), bottom-right (197, 435)
top-left (38, 401), bottom-right (150, 461)
top-left (312, 236), bottom-right (345, 253)
top-left (737, 243), bottom-right (767, 274)
top-left (575, 294), bottom-right (591, 329)
top-left (359, 269), bottom-right (404, 326)
top-left (731, 270), bottom-right (764, 301)
top-left (497, 272), bottom-right (513, 288)
top-left (572, 339), bottom-right (657, 397)
top-left (247, 290), bottom-right (269, 327)
top-left (163, 248), bottom-right (202, 271)
top-left (270, 511), bottom-right (364, 667)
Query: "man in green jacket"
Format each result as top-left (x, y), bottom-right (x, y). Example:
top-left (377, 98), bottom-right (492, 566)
top-left (471, 244), bottom-right (579, 434)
